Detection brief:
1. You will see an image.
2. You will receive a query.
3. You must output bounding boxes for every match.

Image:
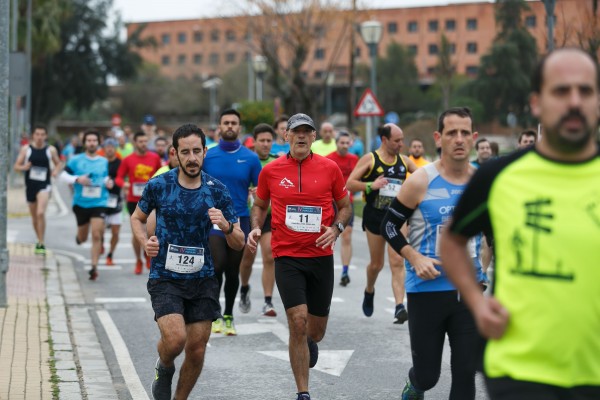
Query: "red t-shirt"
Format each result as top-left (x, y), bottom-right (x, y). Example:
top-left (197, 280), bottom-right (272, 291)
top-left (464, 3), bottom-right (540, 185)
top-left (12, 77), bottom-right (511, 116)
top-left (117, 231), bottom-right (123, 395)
top-left (327, 151), bottom-right (359, 203)
top-left (115, 152), bottom-right (162, 202)
top-left (256, 153), bottom-right (347, 258)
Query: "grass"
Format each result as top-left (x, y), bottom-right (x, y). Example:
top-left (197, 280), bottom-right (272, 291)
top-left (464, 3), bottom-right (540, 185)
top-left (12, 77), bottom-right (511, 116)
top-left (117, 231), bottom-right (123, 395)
top-left (353, 198), bottom-right (365, 219)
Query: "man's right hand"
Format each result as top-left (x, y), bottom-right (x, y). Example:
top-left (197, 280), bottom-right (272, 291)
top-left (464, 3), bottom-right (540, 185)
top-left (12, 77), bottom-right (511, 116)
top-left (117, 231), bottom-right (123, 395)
top-left (473, 297), bottom-right (510, 339)
top-left (409, 252), bottom-right (442, 280)
top-left (145, 235), bottom-right (159, 257)
top-left (247, 229), bottom-right (261, 253)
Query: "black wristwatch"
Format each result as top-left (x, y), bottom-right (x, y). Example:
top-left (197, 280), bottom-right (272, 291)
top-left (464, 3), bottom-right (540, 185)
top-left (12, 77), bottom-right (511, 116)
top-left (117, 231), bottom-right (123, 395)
top-left (334, 222), bottom-right (344, 234)
top-left (225, 222), bottom-right (234, 235)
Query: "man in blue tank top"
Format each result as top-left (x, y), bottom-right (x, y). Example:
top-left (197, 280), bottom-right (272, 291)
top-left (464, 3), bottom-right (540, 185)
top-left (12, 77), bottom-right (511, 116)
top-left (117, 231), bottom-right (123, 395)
top-left (13, 125), bottom-right (62, 255)
top-left (131, 124), bottom-right (244, 400)
top-left (381, 107), bottom-right (487, 400)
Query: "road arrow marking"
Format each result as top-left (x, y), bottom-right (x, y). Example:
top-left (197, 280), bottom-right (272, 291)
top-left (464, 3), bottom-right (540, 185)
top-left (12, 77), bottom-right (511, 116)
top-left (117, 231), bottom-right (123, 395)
top-left (257, 350), bottom-right (354, 377)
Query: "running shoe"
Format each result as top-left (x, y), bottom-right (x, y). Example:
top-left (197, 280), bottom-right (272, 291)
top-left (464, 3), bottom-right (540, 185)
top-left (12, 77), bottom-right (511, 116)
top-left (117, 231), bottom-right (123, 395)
top-left (393, 304), bottom-right (408, 325)
top-left (146, 255), bottom-right (152, 270)
top-left (339, 272), bottom-right (350, 287)
top-left (239, 286), bottom-right (251, 314)
top-left (401, 379), bottom-right (424, 400)
top-left (134, 260), bottom-right (143, 275)
top-left (211, 318), bottom-right (223, 334)
top-left (296, 393), bottom-right (311, 400)
top-left (223, 315), bottom-right (237, 336)
top-left (262, 302), bottom-right (277, 317)
top-left (362, 289), bottom-right (375, 317)
top-left (106, 255), bottom-right (114, 266)
top-left (89, 268), bottom-right (98, 281)
top-left (151, 358), bottom-right (175, 400)
top-left (307, 337), bottom-right (318, 368)
top-left (35, 243), bottom-right (46, 256)
top-left (75, 236), bottom-right (82, 245)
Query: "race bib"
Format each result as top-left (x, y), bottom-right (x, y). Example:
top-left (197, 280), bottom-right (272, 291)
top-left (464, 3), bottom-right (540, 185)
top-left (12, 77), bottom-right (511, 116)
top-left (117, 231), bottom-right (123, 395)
top-left (29, 166), bottom-right (48, 182)
top-left (132, 182), bottom-right (146, 197)
top-left (106, 194), bottom-right (119, 209)
top-left (380, 178), bottom-right (402, 198)
top-left (165, 244), bottom-right (204, 274)
top-left (82, 185), bottom-right (101, 198)
top-left (285, 205), bottom-right (322, 233)
top-left (435, 225), bottom-right (476, 258)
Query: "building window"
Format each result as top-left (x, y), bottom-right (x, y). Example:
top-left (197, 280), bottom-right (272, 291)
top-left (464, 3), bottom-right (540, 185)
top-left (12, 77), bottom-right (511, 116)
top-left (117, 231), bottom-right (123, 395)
top-left (355, 47), bottom-right (361, 57)
top-left (161, 55), bottom-right (170, 65)
top-left (193, 31), bottom-right (203, 42)
top-left (428, 20), bottom-right (439, 32)
top-left (178, 54), bottom-right (186, 65)
top-left (407, 21), bottom-right (418, 33)
top-left (210, 30), bottom-right (219, 42)
top-left (466, 65), bottom-right (479, 75)
top-left (315, 48), bottom-right (325, 60)
top-left (466, 42), bottom-right (478, 54)
top-left (388, 22), bottom-right (398, 34)
top-left (193, 54), bottom-right (203, 64)
top-left (314, 70), bottom-right (324, 79)
top-left (177, 33), bottom-right (186, 44)
top-left (315, 25), bottom-right (325, 38)
top-left (427, 66), bottom-right (437, 75)
top-left (408, 44), bottom-right (418, 55)
top-left (226, 52), bottom-right (236, 63)
top-left (525, 15), bottom-right (536, 28)
top-left (209, 53), bottom-right (219, 65)
top-left (428, 44), bottom-right (439, 55)
top-left (445, 19), bottom-right (456, 31)
top-left (226, 30), bottom-right (236, 41)
top-left (467, 18), bottom-right (477, 31)
top-left (448, 43), bottom-right (456, 54)
top-left (161, 34), bottom-right (170, 45)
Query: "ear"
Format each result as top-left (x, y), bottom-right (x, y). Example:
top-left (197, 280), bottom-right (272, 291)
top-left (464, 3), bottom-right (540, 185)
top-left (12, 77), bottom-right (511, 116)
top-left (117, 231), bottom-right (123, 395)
top-left (433, 131), bottom-right (441, 148)
top-left (472, 132), bottom-right (479, 141)
top-left (530, 93), bottom-right (541, 118)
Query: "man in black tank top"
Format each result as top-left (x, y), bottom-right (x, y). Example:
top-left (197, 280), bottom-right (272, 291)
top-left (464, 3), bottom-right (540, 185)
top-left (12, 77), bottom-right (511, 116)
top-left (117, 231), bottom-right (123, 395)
top-left (13, 125), bottom-right (63, 256)
top-left (347, 124), bottom-right (417, 324)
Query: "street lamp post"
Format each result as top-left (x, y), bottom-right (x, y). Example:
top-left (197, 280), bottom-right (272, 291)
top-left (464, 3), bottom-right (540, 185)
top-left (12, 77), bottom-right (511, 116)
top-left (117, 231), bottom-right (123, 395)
top-left (542, 0), bottom-right (556, 51)
top-left (326, 73), bottom-right (335, 117)
top-left (202, 77), bottom-right (223, 127)
top-left (253, 55), bottom-right (267, 101)
top-left (359, 20), bottom-right (383, 153)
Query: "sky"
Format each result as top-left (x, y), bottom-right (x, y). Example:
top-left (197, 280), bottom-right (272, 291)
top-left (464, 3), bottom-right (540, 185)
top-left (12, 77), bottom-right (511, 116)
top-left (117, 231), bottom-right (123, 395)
top-left (112, 0), bottom-right (492, 23)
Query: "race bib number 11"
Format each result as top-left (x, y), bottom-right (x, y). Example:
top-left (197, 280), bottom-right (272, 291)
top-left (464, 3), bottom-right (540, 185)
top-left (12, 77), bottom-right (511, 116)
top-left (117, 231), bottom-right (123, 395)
top-left (285, 205), bottom-right (323, 233)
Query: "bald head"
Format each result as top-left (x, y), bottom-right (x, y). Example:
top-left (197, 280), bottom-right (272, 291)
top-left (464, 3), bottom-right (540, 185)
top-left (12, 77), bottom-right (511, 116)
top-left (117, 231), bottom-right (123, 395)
top-left (319, 122), bottom-right (336, 142)
top-left (532, 47), bottom-right (599, 94)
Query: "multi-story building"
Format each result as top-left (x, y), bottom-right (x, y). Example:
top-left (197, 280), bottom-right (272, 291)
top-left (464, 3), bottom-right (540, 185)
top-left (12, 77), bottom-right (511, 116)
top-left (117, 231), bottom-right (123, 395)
top-left (126, 1), bottom-right (588, 84)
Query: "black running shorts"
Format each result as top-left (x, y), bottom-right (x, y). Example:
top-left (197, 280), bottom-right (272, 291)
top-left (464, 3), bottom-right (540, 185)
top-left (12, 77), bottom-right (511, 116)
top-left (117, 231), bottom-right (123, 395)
top-left (275, 255), bottom-right (334, 317)
top-left (147, 277), bottom-right (222, 324)
top-left (72, 205), bottom-right (107, 227)
top-left (362, 205), bottom-right (386, 235)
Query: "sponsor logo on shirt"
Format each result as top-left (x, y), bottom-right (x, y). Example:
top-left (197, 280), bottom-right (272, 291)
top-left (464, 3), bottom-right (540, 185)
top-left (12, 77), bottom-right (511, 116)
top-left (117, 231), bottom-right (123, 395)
top-left (237, 159), bottom-right (247, 163)
top-left (279, 178), bottom-right (294, 188)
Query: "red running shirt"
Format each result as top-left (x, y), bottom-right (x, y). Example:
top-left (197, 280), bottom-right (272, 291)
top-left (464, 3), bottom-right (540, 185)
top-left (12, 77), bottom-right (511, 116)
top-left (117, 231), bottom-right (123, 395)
top-left (256, 153), bottom-right (347, 258)
top-left (326, 151), bottom-right (359, 203)
top-left (115, 152), bottom-right (162, 202)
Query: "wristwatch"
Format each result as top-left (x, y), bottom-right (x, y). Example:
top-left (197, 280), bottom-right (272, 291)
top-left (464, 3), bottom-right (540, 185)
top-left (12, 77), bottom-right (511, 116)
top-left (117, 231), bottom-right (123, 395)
top-left (334, 222), bottom-right (344, 234)
top-left (225, 222), bottom-right (234, 235)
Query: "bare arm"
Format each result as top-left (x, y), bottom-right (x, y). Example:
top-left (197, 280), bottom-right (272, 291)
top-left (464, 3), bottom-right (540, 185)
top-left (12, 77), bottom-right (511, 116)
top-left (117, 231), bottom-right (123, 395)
top-left (248, 197), bottom-right (269, 253)
top-left (440, 230), bottom-right (509, 339)
top-left (50, 146), bottom-right (63, 176)
top-left (402, 155), bottom-right (418, 173)
top-left (131, 206), bottom-right (159, 257)
top-left (13, 146), bottom-right (30, 172)
top-left (346, 153), bottom-right (373, 192)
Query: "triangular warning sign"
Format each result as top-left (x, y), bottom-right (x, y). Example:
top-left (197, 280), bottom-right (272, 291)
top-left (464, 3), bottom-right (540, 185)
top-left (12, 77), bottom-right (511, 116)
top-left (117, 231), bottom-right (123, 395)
top-left (354, 88), bottom-right (384, 117)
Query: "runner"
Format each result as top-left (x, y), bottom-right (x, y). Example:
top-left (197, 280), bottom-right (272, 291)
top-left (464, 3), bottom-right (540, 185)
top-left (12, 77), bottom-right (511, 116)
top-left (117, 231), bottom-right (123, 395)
top-left (131, 124), bottom-right (244, 400)
top-left (346, 123), bottom-right (417, 324)
top-left (239, 123), bottom-right (279, 316)
top-left (115, 131), bottom-right (162, 274)
top-left (311, 122), bottom-right (337, 156)
top-left (248, 113), bottom-right (351, 400)
top-left (147, 144), bottom-right (180, 238)
top-left (60, 130), bottom-right (113, 280)
top-left (326, 131), bottom-right (359, 286)
top-left (101, 138), bottom-right (123, 266)
top-left (13, 125), bottom-right (62, 255)
top-left (271, 115), bottom-right (290, 157)
top-left (203, 109), bottom-right (262, 336)
top-left (381, 107), bottom-right (487, 400)
top-left (441, 48), bottom-right (600, 400)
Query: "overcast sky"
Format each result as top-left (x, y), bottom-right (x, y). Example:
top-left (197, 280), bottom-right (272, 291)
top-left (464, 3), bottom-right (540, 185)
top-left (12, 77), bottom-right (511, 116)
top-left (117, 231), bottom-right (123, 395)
top-left (113, 0), bottom-right (492, 23)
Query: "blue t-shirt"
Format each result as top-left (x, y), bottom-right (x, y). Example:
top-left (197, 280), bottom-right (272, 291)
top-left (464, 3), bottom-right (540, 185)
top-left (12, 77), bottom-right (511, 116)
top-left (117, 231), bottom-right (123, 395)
top-left (203, 144), bottom-right (261, 217)
top-left (405, 163), bottom-right (486, 292)
top-left (65, 154), bottom-right (110, 209)
top-left (271, 142), bottom-right (290, 156)
top-left (137, 169), bottom-right (237, 279)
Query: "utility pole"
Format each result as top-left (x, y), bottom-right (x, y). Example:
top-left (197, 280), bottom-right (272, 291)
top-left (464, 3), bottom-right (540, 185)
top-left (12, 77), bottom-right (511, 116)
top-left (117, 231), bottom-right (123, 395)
top-left (347, 0), bottom-right (356, 129)
top-left (543, 0), bottom-right (556, 51)
top-left (1, 0), bottom-right (11, 307)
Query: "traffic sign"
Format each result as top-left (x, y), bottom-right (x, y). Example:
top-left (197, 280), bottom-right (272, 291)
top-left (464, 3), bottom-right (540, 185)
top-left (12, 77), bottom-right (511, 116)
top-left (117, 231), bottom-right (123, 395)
top-left (384, 111), bottom-right (400, 124)
top-left (354, 88), bottom-right (384, 117)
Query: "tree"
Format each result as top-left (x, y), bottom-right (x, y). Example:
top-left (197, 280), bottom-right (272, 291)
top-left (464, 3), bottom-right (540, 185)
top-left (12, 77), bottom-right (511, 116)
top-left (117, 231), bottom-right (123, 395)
top-left (370, 42), bottom-right (425, 115)
top-left (243, 0), bottom-right (341, 115)
top-left (470, 0), bottom-right (538, 124)
top-left (31, 0), bottom-right (144, 124)
top-left (435, 33), bottom-right (455, 110)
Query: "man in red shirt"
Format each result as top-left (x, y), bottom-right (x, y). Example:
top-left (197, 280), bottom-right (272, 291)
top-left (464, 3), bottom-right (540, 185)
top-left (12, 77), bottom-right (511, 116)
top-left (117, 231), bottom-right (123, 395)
top-left (116, 131), bottom-right (162, 274)
top-left (326, 131), bottom-right (359, 286)
top-left (248, 113), bottom-right (352, 400)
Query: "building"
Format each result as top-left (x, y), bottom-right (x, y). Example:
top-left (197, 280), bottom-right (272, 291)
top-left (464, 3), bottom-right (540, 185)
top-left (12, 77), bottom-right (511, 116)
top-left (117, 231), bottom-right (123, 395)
top-left (126, 1), bottom-right (588, 84)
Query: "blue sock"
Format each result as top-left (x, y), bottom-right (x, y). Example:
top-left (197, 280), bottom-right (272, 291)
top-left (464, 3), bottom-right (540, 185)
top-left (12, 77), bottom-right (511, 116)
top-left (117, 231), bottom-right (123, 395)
top-left (342, 265), bottom-right (349, 274)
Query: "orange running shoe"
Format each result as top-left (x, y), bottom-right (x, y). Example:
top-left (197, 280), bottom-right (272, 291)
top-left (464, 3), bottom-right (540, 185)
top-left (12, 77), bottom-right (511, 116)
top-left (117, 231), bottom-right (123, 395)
top-left (146, 255), bottom-right (152, 270)
top-left (106, 254), bottom-right (114, 266)
top-left (134, 260), bottom-right (143, 275)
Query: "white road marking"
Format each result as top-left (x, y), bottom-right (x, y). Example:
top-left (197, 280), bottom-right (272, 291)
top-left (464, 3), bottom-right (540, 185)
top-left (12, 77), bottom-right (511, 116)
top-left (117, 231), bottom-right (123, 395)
top-left (84, 265), bottom-right (123, 271)
top-left (96, 309), bottom-right (150, 400)
top-left (211, 319), bottom-right (290, 344)
top-left (95, 297), bottom-right (147, 303)
top-left (331, 297), bottom-right (345, 303)
top-left (258, 350), bottom-right (354, 377)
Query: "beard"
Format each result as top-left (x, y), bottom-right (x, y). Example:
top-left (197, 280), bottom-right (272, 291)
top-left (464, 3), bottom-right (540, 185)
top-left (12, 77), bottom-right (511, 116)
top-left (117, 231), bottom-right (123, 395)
top-left (177, 155), bottom-right (201, 178)
top-left (546, 109), bottom-right (593, 154)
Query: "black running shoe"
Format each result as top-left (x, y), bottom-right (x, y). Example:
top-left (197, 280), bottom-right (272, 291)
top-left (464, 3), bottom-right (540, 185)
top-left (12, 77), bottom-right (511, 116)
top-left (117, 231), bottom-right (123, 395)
top-left (362, 290), bottom-right (375, 317)
top-left (393, 304), bottom-right (408, 324)
top-left (307, 337), bottom-right (318, 368)
top-left (151, 358), bottom-right (175, 400)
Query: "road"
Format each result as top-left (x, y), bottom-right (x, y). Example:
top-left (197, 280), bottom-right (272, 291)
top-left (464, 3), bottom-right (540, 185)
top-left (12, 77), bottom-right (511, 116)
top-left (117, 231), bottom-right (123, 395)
top-left (8, 180), bottom-right (490, 399)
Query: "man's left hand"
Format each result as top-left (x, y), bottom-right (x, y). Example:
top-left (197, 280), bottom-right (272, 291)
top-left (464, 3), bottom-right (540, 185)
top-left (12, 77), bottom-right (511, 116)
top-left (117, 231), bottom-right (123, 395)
top-left (316, 225), bottom-right (338, 250)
